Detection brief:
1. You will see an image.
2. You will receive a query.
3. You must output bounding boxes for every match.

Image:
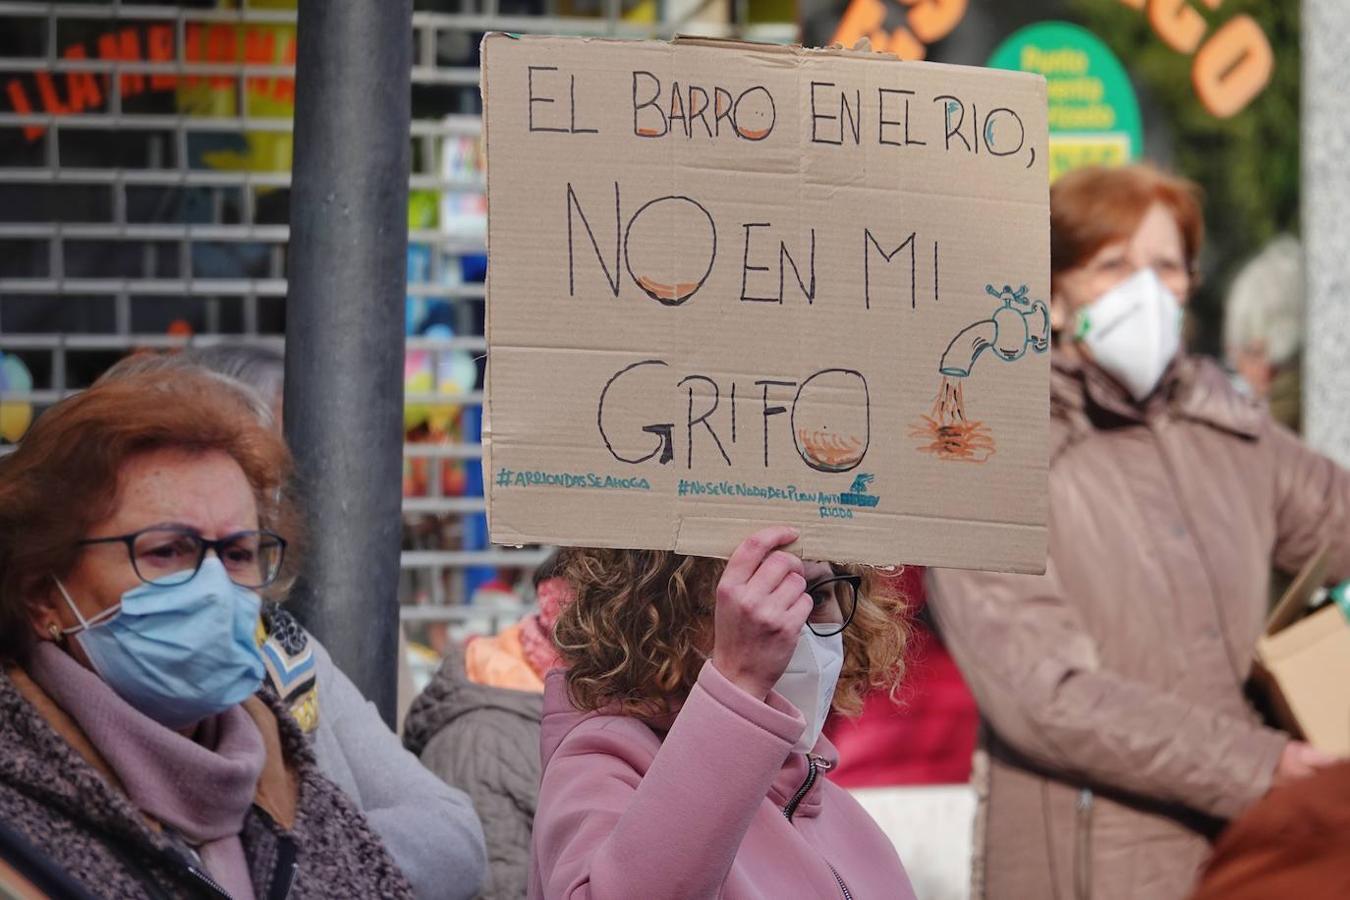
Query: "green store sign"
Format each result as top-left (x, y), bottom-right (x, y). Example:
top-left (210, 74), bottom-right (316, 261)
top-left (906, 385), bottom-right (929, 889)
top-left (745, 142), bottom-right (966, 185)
top-left (988, 21), bottom-right (1142, 181)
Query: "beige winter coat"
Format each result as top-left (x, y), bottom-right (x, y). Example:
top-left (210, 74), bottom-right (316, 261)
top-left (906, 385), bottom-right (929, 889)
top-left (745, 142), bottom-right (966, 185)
top-left (928, 354), bottom-right (1350, 900)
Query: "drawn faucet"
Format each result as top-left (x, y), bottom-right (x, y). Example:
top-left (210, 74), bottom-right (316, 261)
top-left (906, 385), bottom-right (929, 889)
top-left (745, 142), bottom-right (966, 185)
top-left (938, 283), bottom-right (1050, 377)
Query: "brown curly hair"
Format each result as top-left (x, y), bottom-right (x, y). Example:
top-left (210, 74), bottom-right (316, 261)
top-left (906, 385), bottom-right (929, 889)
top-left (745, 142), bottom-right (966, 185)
top-left (553, 547), bottom-right (909, 718)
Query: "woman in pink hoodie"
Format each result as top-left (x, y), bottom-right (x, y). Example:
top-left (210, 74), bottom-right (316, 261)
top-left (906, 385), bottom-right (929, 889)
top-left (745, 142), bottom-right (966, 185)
top-left (530, 526), bottom-right (916, 899)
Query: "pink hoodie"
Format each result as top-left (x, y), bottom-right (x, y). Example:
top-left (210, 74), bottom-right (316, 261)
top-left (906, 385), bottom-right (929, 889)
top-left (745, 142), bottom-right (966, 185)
top-left (529, 660), bottom-right (916, 899)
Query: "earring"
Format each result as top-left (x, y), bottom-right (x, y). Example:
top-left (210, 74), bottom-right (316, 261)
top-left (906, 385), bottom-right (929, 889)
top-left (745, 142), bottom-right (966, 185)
top-left (46, 623), bottom-right (61, 641)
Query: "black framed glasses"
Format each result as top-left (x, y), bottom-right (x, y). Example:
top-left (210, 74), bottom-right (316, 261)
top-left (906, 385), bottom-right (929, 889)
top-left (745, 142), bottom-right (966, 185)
top-left (78, 526), bottom-right (287, 589)
top-left (805, 574), bottom-right (861, 637)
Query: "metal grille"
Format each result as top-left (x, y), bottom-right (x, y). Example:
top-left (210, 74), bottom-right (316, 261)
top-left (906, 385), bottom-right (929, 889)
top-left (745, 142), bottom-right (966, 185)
top-left (0, 0), bottom-right (794, 632)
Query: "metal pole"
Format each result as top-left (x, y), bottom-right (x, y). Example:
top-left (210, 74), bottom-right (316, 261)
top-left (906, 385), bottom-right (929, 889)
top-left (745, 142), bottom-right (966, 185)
top-left (284, 0), bottom-right (411, 726)
top-left (1303, 0), bottom-right (1350, 466)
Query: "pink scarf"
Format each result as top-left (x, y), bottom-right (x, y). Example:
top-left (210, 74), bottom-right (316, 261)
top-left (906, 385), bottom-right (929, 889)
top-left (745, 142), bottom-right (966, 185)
top-left (27, 642), bottom-right (264, 900)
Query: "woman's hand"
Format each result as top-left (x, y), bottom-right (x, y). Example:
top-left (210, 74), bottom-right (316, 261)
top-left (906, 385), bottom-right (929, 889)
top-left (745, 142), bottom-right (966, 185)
top-left (1273, 740), bottom-right (1341, 787)
top-left (711, 526), bottom-right (813, 701)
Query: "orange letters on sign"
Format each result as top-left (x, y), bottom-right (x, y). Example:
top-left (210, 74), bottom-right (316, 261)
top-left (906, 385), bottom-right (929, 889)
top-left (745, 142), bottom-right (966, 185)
top-left (832, 0), bottom-right (885, 52)
top-left (1148, 0), bottom-right (1206, 54)
top-left (905, 0), bottom-right (967, 45)
top-left (831, 0), bottom-right (944, 62)
top-left (272, 38), bottom-right (297, 103)
top-left (146, 25), bottom-right (177, 90)
top-left (882, 27), bottom-right (925, 61)
top-left (34, 72), bottom-right (68, 116)
top-left (97, 28), bottom-right (146, 99)
top-left (6, 80), bottom-right (42, 140)
top-left (1193, 14), bottom-right (1273, 118)
top-left (244, 29), bottom-right (276, 96)
top-left (184, 24), bottom-right (204, 87)
top-left (206, 25), bottom-right (238, 89)
top-left (62, 46), bottom-right (102, 113)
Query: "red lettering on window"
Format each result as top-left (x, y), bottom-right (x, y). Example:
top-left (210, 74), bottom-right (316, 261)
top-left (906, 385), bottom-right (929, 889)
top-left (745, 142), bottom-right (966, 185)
top-left (244, 29), bottom-right (277, 97)
top-left (184, 24), bottom-right (204, 87)
top-left (97, 28), bottom-right (147, 99)
top-left (146, 25), bottom-right (177, 90)
top-left (271, 35), bottom-right (297, 104)
top-left (6, 79), bottom-right (44, 140)
top-left (35, 71), bottom-right (70, 116)
top-left (206, 24), bottom-right (239, 89)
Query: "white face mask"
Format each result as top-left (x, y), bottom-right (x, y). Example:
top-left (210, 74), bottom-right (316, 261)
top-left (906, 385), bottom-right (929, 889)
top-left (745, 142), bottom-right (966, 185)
top-left (1073, 268), bottom-right (1183, 401)
top-left (772, 625), bottom-right (844, 754)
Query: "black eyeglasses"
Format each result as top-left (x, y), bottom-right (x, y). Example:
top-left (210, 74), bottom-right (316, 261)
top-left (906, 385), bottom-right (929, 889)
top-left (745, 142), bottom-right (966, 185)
top-left (78, 526), bottom-right (287, 589)
top-left (805, 574), bottom-right (861, 637)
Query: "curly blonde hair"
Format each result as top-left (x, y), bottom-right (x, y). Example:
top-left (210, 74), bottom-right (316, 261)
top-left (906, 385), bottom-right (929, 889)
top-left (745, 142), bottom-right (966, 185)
top-left (552, 548), bottom-right (909, 718)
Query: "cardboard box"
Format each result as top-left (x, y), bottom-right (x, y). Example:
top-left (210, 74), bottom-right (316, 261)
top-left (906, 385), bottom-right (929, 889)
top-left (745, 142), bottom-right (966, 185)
top-left (1254, 545), bottom-right (1350, 754)
top-left (481, 34), bottom-right (1050, 571)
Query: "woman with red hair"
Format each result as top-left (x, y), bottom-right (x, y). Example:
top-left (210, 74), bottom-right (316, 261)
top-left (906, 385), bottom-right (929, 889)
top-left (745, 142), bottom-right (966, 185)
top-left (0, 371), bottom-right (415, 898)
top-left (927, 165), bottom-right (1350, 899)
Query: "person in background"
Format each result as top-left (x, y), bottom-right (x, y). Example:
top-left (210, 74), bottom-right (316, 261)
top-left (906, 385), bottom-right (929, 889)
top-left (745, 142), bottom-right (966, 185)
top-left (1224, 234), bottom-right (1304, 431)
top-left (821, 566), bottom-right (979, 899)
top-left (98, 346), bottom-right (488, 900)
top-left (927, 164), bottom-right (1350, 899)
top-left (0, 370), bottom-right (413, 897)
top-left (824, 566), bottom-right (977, 786)
top-left (460, 556), bottom-right (568, 694)
top-left (530, 527), bottom-right (915, 899)
top-left (185, 343), bottom-right (288, 417)
top-left (404, 558), bottom-right (571, 900)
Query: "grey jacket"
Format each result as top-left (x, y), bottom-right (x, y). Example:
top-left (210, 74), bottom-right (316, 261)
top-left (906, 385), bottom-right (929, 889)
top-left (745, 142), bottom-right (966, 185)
top-left (308, 639), bottom-right (488, 900)
top-left (0, 664), bottom-right (414, 899)
top-left (404, 648), bottom-right (543, 900)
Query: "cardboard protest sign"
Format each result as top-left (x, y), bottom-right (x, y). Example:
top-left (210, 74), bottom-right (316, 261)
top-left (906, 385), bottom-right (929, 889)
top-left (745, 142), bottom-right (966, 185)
top-left (483, 34), bottom-right (1050, 572)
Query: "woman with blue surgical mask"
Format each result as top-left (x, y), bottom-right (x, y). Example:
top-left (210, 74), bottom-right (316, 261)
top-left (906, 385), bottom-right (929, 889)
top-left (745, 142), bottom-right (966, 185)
top-left (0, 371), bottom-right (415, 898)
top-left (926, 164), bottom-right (1350, 900)
top-left (94, 347), bottom-right (488, 900)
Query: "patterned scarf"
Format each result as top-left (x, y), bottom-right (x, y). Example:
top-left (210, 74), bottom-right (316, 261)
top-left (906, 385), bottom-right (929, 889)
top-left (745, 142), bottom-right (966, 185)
top-left (518, 577), bottom-right (570, 679)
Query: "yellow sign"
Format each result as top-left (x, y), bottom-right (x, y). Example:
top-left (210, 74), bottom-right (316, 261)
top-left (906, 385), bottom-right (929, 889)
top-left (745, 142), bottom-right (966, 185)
top-left (1047, 133), bottom-right (1131, 181)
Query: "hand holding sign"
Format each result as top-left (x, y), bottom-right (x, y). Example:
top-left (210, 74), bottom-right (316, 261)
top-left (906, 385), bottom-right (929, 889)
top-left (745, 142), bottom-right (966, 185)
top-left (484, 35), bottom-right (1051, 573)
top-left (712, 526), bottom-right (812, 701)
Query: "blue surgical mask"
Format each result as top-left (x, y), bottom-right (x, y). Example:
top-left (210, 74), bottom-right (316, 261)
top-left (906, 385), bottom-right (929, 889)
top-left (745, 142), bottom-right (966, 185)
top-left (54, 557), bottom-right (267, 729)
